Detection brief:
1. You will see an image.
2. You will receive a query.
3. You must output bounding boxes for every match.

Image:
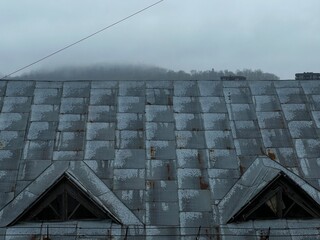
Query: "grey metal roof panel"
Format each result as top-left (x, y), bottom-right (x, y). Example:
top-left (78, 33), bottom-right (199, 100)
top-left (116, 130), bottom-right (144, 149)
top-left (146, 122), bottom-right (175, 140)
top-left (146, 202), bottom-right (179, 225)
top-left (119, 81), bottom-right (145, 96)
top-left (274, 147), bottom-right (298, 166)
top-left (205, 130), bottom-right (233, 149)
top-left (62, 82), bottom-right (90, 98)
top-left (295, 139), bottom-right (320, 158)
top-left (300, 158), bottom-right (320, 178)
top-left (0, 131), bottom-right (24, 150)
top-left (222, 80), bottom-right (248, 88)
top-left (311, 111), bottom-right (320, 128)
top-left (219, 222), bottom-right (256, 240)
top-left (87, 122), bottom-right (115, 141)
top-left (146, 160), bottom-right (176, 181)
top-left (310, 95), bottom-right (320, 110)
top-left (146, 88), bottom-right (173, 105)
top-left (253, 95), bottom-right (281, 112)
top-left (282, 104), bottom-right (312, 121)
top-left (84, 140), bottom-right (115, 160)
top-left (146, 80), bottom-right (173, 89)
top-left (0, 150), bottom-right (21, 169)
top-left (209, 149), bottom-right (239, 169)
top-left (33, 88), bottom-right (61, 105)
top-left (0, 81), bottom-right (7, 96)
top-left (198, 80), bottom-right (223, 96)
top-left (84, 160), bottom-right (114, 179)
top-left (209, 178), bottom-right (238, 200)
top-left (145, 105), bottom-right (174, 122)
top-left (301, 80), bottom-right (320, 94)
top-left (287, 121), bottom-right (317, 139)
top-left (55, 131), bottom-right (84, 151)
top-left (274, 80), bottom-right (301, 88)
top-left (208, 168), bottom-right (240, 179)
top-left (77, 220), bottom-right (113, 239)
top-left (60, 97), bottom-right (88, 114)
top-left (146, 225), bottom-right (180, 239)
top-left (53, 150), bottom-right (84, 161)
top-left (2, 97), bottom-right (32, 113)
top-left (248, 81), bottom-right (275, 95)
top-left (261, 129), bottom-right (292, 148)
top-left (35, 81), bottom-right (63, 88)
top-left (177, 168), bottom-right (202, 189)
top-left (174, 113), bottom-right (204, 131)
top-left (199, 97), bottom-right (227, 113)
top-left (146, 140), bottom-right (176, 160)
top-left (114, 149), bottom-right (146, 169)
top-left (256, 111), bottom-right (286, 129)
top-left (253, 219), bottom-right (291, 239)
top-left (176, 149), bottom-right (209, 168)
top-left (234, 138), bottom-right (264, 155)
top-left (117, 113), bottom-right (143, 130)
top-left (91, 80), bottom-right (118, 89)
top-left (90, 88), bottom-right (117, 105)
top-left (118, 96), bottom-right (145, 113)
top-left (230, 120), bottom-right (261, 139)
top-left (178, 189), bottom-right (212, 211)
top-left (113, 169), bottom-right (145, 190)
top-left (146, 180), bottom-right (178, 202)
top-left (58, 120), bottom-right (86, 132)
top-left (202, 113), bottom-right (230, 130)
top-left (27, 122), bottom-right (57, 140)
top-left (114, 189), bottom-right (144, 210)
top-left (173, 97), bottom-right (202, 113)
top-left (180, 212), bottom-right (213, 235)
top-left (227, 104), bottom-right (256, 120)
top-left (205, 131), bottom-right (234, 149)
top-left (0, 113), bottom-right (28, 131)
top-left (276, 87), bottom-right (307, 104)
top-left (30, 104), bottom-right (59, 121)
top-left (23, 140), bottom-right (54, 160)
top-left (88, 105), bottom-right (116, 122)
top-left (5, 81), bottom-right (34, 97)
top-left (224, 88), bottom-right (252, 104)
top-left (176, 131), bottom-right (206, 149)
top-left (18, 160), bottom-right (51, 181)
top-left (174, 81), bottom-right (199, 96)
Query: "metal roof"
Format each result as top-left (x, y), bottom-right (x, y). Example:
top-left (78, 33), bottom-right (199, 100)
top-left (0, 79), bottom-right (320, 239)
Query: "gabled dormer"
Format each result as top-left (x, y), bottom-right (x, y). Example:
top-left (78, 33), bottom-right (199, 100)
top-left (230, 172), bottom-right (320, 222)
top-left (11, 173), bottom-right (119, 225)
top-left (0, 162), bottom-right (142, 227)
top-left (218, 157), bottom-right (320, 224)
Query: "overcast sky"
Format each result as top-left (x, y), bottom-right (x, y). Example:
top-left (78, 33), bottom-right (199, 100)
top-left (1, 0), bottom-right (319, 79)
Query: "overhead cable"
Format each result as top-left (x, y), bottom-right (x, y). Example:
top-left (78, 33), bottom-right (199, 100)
top-left (0, 0), bottom-right (164, 80)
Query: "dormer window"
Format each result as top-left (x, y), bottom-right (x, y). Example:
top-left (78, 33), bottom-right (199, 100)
top-left (11, 174), bottom-right (117, 224)
top-left (229, 173), bottom-right (320, 222)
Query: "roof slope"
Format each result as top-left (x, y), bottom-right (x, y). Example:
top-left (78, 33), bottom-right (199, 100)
top-left (0, 79), bottom-right (320, 239)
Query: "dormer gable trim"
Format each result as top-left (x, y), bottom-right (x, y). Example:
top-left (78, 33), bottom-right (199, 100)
top-left (218, 157), bottom-right (320, 224)
top-left (0, 162), bottom-right (142, 227)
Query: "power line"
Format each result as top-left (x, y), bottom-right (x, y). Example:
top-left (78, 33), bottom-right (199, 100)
top-left (0, 0), bottom-right (164, 80)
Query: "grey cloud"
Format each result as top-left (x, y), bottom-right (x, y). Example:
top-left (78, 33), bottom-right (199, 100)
top-left (1, 0), bottom-right (319, 79)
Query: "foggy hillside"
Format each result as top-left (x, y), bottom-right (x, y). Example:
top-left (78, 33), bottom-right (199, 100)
top-left (12, 64), bottom-right (280, 81)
